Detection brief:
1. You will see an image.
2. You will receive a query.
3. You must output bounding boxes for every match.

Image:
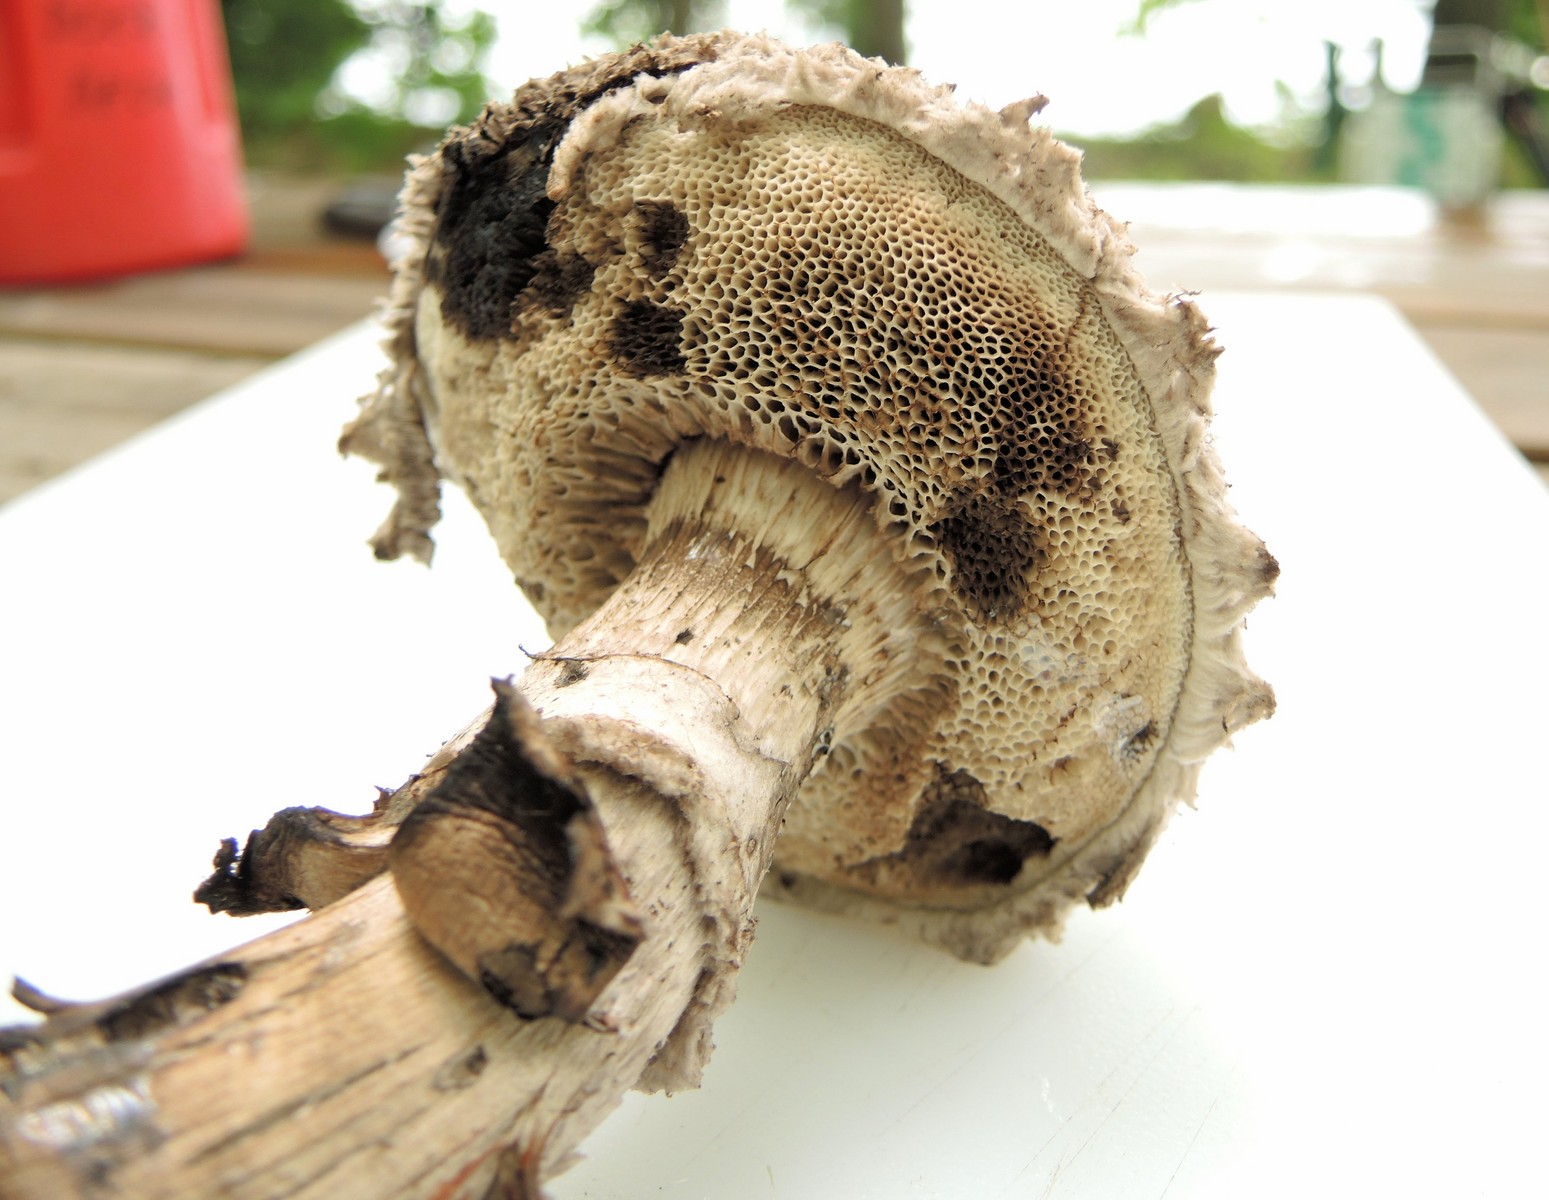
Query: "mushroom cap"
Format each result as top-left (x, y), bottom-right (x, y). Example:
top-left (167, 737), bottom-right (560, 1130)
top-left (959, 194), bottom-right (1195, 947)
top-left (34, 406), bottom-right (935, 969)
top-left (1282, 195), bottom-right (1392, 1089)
top-left (348, 32), bottom-right (1276, 963)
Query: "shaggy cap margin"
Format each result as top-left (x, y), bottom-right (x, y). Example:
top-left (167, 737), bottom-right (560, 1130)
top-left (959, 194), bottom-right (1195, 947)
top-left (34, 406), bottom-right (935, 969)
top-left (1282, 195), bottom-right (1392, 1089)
top-left (345, 31), bottom-right (1276, 964)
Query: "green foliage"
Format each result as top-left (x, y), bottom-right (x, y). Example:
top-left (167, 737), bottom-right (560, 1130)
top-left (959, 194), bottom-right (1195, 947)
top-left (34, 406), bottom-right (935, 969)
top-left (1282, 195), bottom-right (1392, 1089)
top-left (1119, 0), bottom-right (1202, 38)
top-left (1067, 95), bottom-right (1334, 182)
top-left (583, 0), bottom-right (724, 43)
top-left (222, 0), bottom-right (497, 171)
top-left (223, 0), bottom-right (370, 143)
top-left (582, 0), bottom-right (907, 63)
top-left (799, 0), bottom-right (908, 62)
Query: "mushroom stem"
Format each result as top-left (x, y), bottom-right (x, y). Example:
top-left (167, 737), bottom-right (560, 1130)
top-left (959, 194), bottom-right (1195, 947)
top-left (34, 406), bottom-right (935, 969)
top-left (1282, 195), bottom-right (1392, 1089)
top-left (394, 438), bottom-right (936, 1078)
top-left (0, 443), bottom-right (930, 1196)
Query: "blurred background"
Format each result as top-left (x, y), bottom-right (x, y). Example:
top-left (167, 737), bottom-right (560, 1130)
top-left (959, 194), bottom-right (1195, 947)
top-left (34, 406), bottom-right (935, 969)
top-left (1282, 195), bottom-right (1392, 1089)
top-left (216, 0), bottom-right (1549, 190)
top-left (1, 0), bottom-right (1545, 500)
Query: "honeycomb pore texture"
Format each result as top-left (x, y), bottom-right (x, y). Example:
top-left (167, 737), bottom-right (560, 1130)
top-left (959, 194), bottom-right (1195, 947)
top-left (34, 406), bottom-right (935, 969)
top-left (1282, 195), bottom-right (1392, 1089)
top-left (356, 32), bottom-right (1276, 961)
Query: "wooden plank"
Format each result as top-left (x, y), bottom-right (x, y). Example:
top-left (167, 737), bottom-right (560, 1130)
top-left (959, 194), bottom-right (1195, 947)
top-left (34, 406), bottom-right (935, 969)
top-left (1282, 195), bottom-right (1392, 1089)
top-left (2, 178), bottom-right (1545, 503)
top-left (1128, 235), bottom-right (1549, 331)
top-left (1111, 183), bottom-right (1549, 332)
top-left (1376, 282), bottom-right (1549, 332)
top-left (0, 337), bottom-right (269, 503)
top-left (0, 267), bottom-right (387, 358)
top-left (1415, 327), bottom-right (1549, 457)
top-left (0, 171), bottom-right (392, 356)
top-left (242, 171), bottom-right (402, 277)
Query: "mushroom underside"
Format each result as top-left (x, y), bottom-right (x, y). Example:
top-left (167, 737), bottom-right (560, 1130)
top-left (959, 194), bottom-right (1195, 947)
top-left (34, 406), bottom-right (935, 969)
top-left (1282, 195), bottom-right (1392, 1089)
top-left (349, 30), bottom-right (1276, 960)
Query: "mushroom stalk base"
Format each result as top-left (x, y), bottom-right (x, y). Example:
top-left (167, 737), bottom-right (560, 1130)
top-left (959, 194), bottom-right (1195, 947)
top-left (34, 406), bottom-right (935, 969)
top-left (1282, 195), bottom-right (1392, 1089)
top-left (0, 443), bottom-right (923, 1197)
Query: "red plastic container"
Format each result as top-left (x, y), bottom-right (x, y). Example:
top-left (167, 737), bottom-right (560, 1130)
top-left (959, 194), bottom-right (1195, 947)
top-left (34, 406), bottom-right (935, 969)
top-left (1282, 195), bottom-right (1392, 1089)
top-left (0, 0), bottom-right (249, 284)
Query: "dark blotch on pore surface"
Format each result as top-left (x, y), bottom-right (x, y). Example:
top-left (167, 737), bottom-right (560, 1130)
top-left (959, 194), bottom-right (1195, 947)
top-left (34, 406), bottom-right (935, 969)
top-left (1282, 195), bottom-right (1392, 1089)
top-left (613, 299), bottom-right (687, 377)
top-left (525, 247), bottom-right (596, 321)
top-left (930, 308), bottom-right (1107, 621)
top-left (934, 810), bottom-right (1055, 886)
top-left (425, 43), bottom-right (715, 341)
top-left (635, 200), bottom-right (690, 278)
top-left (957, 839), bottom-right (1028, 886)
top-left (1119, 718), bottom-right (1157, 764)
top-left (428, 126), bottom-right (563, 341)
top-left (986, 304), bottom-right (1100, 502)
top-left (930, 489), bottom-right (1043, 622)
top-left (870, 766), bottom-right (1056, 888)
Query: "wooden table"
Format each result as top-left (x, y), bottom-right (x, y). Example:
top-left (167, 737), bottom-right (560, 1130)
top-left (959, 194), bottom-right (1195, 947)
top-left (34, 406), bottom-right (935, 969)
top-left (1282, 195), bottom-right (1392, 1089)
top-left (0, 174), bottom-right (390, 504)
top-left (3, 178), bottom-right (1545, 505)
top-left (1109, 184), bottom-right (1549, 482)
top-left (2, 292), bottom-right (1545, 1197)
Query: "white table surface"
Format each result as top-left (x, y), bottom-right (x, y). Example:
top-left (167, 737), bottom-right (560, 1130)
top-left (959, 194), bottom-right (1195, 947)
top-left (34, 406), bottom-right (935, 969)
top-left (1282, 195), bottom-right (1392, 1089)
top-left (2, 292), bottom-right (1546, 1198)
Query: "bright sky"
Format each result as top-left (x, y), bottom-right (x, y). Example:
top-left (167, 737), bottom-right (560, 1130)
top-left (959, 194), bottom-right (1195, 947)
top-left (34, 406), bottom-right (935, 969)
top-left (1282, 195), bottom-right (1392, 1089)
top-left (486, 0), bottom-right (1435, 137)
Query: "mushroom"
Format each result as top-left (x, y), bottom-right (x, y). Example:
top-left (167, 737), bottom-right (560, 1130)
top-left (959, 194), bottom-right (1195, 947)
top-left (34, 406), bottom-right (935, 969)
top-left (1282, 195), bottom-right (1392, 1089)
top-left (0, 32), bottom-right (1275, 1198)
top-left (353, 28), bottom-right (1274, 965)
top-left (353, 22), bottom-right (1273, 1155)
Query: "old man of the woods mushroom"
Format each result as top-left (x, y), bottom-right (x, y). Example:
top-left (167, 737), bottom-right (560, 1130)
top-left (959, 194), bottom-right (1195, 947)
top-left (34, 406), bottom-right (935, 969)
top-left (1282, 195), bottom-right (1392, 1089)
top-left (0, 31), bottom-right (1274, 1200)
top-left (360, 28), bottom-right (1275, 959)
